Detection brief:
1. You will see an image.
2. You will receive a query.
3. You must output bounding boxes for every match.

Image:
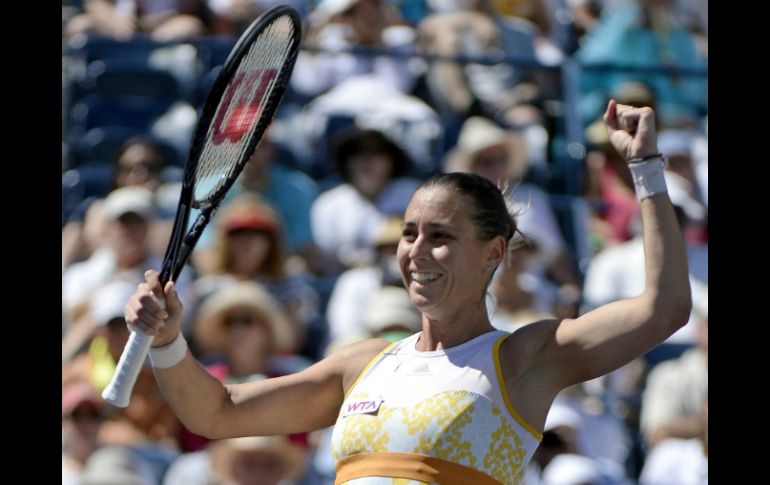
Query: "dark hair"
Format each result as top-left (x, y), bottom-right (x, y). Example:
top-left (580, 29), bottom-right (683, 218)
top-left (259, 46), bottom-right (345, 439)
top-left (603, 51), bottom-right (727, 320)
top-left (110, 135), bottom-right (166, 190)
top-left (419, 172), bottom-right (517, 245)
top-left (332, 129), bottom-right (412, 181)
top-left (114, 135), bottom-right (166, 168)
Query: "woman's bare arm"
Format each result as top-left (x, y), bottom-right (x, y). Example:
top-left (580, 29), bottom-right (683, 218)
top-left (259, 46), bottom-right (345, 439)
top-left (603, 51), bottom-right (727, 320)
top-left (127, 270), bottom-right (388, 439)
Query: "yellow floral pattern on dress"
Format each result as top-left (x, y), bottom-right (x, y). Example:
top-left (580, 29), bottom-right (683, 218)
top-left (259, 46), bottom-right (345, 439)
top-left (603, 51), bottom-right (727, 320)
top-left (334, 390), bottom-right (528, 485)
top-left (483, 406), bottom-right (526, 484)
top-left (400, 391), bottom-right (477, 469)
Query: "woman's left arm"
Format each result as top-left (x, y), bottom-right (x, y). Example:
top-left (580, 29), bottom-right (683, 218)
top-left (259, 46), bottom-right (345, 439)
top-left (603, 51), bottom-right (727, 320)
top-left (512, 101), bottom-right (692, 391)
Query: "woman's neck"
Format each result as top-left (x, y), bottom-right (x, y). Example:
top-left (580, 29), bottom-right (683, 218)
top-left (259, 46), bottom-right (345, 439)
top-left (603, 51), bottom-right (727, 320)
top-left (417, 304), bottom-right (494, 351)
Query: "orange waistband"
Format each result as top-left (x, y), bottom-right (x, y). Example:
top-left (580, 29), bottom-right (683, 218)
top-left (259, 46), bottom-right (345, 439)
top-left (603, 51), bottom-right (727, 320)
top-left (335, 452), bottom-right (504, 485)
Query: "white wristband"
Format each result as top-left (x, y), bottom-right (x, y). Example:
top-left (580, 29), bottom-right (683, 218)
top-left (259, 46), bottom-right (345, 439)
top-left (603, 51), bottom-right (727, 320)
top-left (149, 333), bottom-right (188, 369)
top-left (628, 158), bottom-right (668, 201)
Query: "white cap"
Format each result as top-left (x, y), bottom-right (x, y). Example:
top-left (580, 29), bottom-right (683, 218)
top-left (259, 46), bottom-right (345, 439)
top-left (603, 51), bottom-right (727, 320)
top-left (664, 171), bottom-right (705, 223)
top-left (102, 186), bottom-right (154, 221)
top-left (658, 129), bottom-right (695, 158)
top-left (541, 454), bottom-right (601, 485)
top-left (89, 280), bottom-right (137, 326)
top-left (544, 401), bottom-right (584, 432)
top-left (363, 286), bottom-right (422, 334)
top-left (456, 117), bottom-right (509, 156)
top-left (316, 0), bottom-right (359, 17)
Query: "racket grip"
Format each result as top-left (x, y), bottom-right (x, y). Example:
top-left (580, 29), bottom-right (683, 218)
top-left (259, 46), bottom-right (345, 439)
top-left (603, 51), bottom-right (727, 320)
top-left (101, 330), bottom-right (154, 408)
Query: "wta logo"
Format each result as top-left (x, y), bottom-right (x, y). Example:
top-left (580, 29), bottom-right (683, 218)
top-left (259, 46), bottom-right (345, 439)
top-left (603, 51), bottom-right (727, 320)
top-left (211, 68), bottom-right (277, 145)
top-left (342, 398), bottom-right (384, 417)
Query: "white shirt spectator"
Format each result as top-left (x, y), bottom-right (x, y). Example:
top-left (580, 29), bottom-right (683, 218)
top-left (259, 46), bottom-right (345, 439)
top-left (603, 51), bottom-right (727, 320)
top-left (311, 178), bottom-right (419, 267)
top-left (639, 438), bottom-right (707, 485)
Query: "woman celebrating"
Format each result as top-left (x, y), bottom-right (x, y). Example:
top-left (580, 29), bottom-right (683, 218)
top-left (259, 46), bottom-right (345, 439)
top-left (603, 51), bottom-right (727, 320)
top-left (126, 101), bottom-right (690, 484)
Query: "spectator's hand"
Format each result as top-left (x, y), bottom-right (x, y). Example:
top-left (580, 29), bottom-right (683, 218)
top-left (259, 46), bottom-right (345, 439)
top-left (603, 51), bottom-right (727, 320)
top-left (125, 270), bottom-right (184, 347)
top-left (604, 99), bottom-right (658, 162)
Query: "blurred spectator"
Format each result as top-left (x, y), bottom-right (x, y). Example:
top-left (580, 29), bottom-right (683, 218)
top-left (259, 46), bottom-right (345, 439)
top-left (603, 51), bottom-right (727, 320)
top-left (325, 216), bottom-right (405, 341)
top-left (311, 128), bottom-right (421, 268)
top-left (192, 194), bottom-right (320, 351)
top-left (79, 445), bottom-right (157, 485)
top-left (191, 280), bottom-right (310, 381)
top-left (640, 299), bottom-right (707, 446)
top-left (62, 186), bottom-right (160, 324)
top-left (63, 279), bottom-right (135, 365)
top-left (638, 400), bottom-right (707, 485)
top-left (531, 400), bottom-right (584, 477)
top-left (62, 380), bottom-right (108, 485)
top-left (489, 243), bottom-right (558, 333)
top-left (292, 0), bottom-right (419, 98)
top-left (110, 135), bottom-right (168, 192)
top-left (362, 285), bottom-right (422, 341)
top-left (164, 435), bottom-right (308, 485)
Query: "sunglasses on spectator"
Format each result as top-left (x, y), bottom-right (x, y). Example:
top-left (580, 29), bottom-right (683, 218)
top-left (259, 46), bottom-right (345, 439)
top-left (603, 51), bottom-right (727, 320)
top-left (225, 313), bottom-right (266, 329)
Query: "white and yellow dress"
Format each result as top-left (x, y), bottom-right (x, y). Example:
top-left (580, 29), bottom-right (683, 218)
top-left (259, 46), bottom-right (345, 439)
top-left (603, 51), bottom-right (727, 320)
top-left (331, 330), bottom-right (543, 485)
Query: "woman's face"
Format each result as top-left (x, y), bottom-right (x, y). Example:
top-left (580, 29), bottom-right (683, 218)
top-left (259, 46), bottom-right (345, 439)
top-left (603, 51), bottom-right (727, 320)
top-left (397, 187), bottom-right (502, 319)
top-left (348, 153), bottom-right (394, 199)
top-left (224, 308), bottom-right (273, 375)
top-left (227, 229), bottom-right (271, 277)
top-left (347, 0), bottom-right (385, 44)
top-left (115, 144), bottom-right (163, 190)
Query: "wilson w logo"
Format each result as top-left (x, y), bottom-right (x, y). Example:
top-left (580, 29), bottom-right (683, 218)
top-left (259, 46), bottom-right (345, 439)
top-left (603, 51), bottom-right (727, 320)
top-left (211, 68), bottom-right (278, 145)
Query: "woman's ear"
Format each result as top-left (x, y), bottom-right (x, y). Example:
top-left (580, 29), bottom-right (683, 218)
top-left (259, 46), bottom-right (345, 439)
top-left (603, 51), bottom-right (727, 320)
top-left (485, 235), bottom-right (506, 270)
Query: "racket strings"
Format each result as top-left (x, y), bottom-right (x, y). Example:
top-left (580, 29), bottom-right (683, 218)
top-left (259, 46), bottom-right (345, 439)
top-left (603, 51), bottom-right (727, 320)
top-left (194, 16), bottom-right (297, 203)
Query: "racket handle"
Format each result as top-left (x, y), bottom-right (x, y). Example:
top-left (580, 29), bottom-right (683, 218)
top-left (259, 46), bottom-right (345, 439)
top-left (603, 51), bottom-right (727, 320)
top-left (101, 329), bottom-right (154, 408)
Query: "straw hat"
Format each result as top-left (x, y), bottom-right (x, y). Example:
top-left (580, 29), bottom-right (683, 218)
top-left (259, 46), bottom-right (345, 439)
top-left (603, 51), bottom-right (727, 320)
top-left (443, 116), bottom-right (530, 180)
top-left (193, 281), bottom-right (294, 355)
top-left (373, 216), bottom-right (403, 248)
top-left (209, 435), bottom-right (307, 483)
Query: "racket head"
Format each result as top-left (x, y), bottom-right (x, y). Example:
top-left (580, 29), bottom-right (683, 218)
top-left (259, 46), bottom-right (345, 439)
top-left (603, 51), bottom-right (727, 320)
top-left (185, 5), bottom-right (302, 209)
top-left (160, 5), bottom-right (301, 282)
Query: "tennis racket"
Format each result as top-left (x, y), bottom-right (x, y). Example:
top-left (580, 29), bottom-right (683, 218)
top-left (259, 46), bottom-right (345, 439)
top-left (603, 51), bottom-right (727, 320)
top-left (102, 5), bottom-right (302, 407)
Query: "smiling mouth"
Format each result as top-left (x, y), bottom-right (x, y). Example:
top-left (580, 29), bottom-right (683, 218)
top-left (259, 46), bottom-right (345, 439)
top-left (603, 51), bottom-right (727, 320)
top-left (410, 272), bottom-right (443, 283)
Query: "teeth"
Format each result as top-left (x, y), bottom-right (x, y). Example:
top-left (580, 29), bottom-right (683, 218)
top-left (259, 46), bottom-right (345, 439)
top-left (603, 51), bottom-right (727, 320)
top-left (411, 272), bottom-right (441, 282)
